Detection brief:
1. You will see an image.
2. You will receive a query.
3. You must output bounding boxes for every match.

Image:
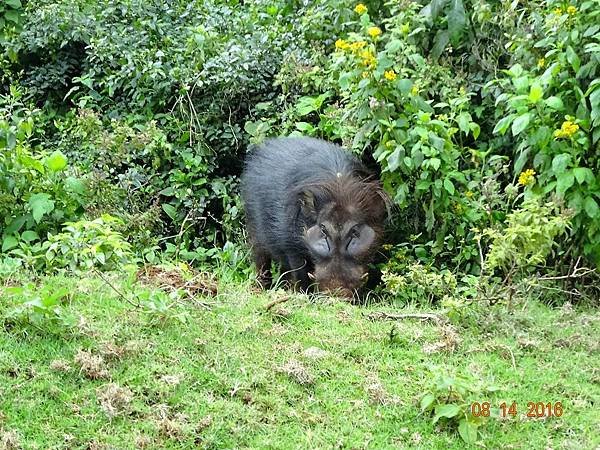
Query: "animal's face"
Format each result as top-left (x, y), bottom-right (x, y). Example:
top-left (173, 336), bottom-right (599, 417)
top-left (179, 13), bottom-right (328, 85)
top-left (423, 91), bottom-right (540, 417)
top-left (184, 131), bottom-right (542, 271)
top-left (303, 203), bottom-right (378, 297)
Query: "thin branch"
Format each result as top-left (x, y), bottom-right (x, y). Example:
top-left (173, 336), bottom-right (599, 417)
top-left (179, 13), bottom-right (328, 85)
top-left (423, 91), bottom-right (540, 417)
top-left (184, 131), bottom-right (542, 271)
top-left (537, 257), bottom-right (597, 281)
top-left (92, 269), bottom-right (140, 308)
top-left (477, 236), bottom-right (485, 276)
top-left (527, 282), bottom-right (583, 297)
top-left (265, 295), bottom-right (291, 311)
top-left (366, 312), bottom-right (448, 325)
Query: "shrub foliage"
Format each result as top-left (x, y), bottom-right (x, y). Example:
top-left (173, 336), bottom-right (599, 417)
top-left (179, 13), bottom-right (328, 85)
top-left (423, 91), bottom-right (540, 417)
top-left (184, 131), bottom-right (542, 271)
top-left (0, 0), bottom-right (598, 278)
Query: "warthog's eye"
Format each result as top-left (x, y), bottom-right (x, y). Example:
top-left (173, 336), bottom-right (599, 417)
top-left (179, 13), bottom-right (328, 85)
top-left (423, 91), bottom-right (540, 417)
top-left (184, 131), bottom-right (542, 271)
top-left (306, 224), bottom-right (332, 257)
top-left (318, 224), bottom-right (331, 252)
top-left (345, 224), bottom-right (376, 256)
top-left (345, 226), bottom-right (360, 250)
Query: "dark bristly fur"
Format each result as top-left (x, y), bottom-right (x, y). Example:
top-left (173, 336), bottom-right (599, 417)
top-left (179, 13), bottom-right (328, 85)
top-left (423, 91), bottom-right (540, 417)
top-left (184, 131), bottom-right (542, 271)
top-left (240, 137), bottom-right (388, 297)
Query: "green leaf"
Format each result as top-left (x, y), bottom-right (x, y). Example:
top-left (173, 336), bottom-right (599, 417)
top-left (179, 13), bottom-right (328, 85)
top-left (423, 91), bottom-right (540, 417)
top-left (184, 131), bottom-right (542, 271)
top-left (447, 0), bottom-right (466, 43)
top-left (6, 0), bottom-right (22, 7)
top-left (513, 148), bottom-right (530, 175)
top-left (386, 39), bottom-right (402, 53)
top-left (420, 393), bottom-right (435, 411)
top-left (544, 96), bottom-right (564, 110)
top-left (513, 76), bottom-right (529, 92)
top-left (2, 236), bottom-right (18, 252)
top-left (429, 157), bottom-right (441, 171)
top-left (21, 230), bottom-right (39, 243)
top-left (422, 0), bottom-right (449, 21)
top-left (338, 73), bottom-right (351, 91)
top-left (295, 122), bottom-right (315, 133)
top-left (398, 79), bottom-right (413, 95)
top-left (493, 115), bottom-right (513, 135)
top-left (29, 193), bottom-right (55, 223)
top-left (5, 9), bottom-right (19, 23)
top-left (469, 122), bottom-right (480, 139)
top-left (528, 83), bottom-right (543, 103)
top-left (457, 112), bottom-right (471, 134)
top-left (443, 178), bottom-right (455, 195)
top-left (65, 176), bottom-right (86, 195)
top-left (511, 113), bottom-right (531, 136)
top-left (432, 404), bottom-right (461, 423)
top-left (46, 150), bottom-right (68, 172)
top-left (5, 216), bottom-right (26, 234)
top-left (431, 30), bottom-right (449, 60)
top-left (96, 252), bottom-right (106, 265)
top-left (573, 167), bottom-right (593, 184)
top-left (458, 419), bottom-right (478, 444)
top-left (162, 204), bottom-right (179, 221)
top-left (508, 64), bottom-right (523, 77)
top-left (556, 171), bottom-right (575, 195)
top-left (387, 147), bottom-right (402, 172)
top-left (566, 46), bottom-right (580, 72)
top-left (584, 197), bottom-right (599, 218)
top-left (551, 153), bottom-right (571, 174)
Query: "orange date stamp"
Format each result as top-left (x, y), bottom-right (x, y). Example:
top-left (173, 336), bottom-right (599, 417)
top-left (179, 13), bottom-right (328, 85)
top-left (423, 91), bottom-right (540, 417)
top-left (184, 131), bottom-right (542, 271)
top-left (471, 401), bottom-right (564, 418)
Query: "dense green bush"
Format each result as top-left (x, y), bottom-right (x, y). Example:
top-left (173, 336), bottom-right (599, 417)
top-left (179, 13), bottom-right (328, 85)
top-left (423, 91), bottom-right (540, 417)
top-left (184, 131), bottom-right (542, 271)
top-left (2, 0), bottom-right (297, 263)
top-left (251, 0), bottom-right (599, 273)
top-left (0, 0), bottom-right (598, 286)
top-left (0, 87), bottom-right (87, 254)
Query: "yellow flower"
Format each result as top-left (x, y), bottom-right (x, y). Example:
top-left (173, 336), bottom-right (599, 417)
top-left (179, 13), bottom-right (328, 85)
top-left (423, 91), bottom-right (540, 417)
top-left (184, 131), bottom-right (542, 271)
top-left (537, 58), bottom-right (546, 68)
top-left (567, 5), bottom-right (577, 14)
top-left (518, 169), bottom-right (536, 187)
top-left (411, 85), bottom-right (420, 96)
top-left (553, 120), bottom-right (580, 139)
top-left (359, 49), bottom-right (376, 67)
top-left (349, 41), bottom-right (367, 52)
top-left (465, 191), bottom-right (474, 199)
top-left (354, 3), bottom-right (368, 14)
top-left (367, 26), bottom-right (382, 38)
top-left (384, 70), bottom-right (397, 81)
top-left (335, 39), bottom-right (350, 51)
top-left (553, 7), bottom-right (563, 14)
top-left (362, 71), bottom-right (370, 78)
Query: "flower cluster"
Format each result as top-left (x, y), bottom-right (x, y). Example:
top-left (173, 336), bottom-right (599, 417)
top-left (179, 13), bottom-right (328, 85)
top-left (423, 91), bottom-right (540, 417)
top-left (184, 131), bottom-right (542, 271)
top-left (384, 70), bottom-right (397, 81)
top-left (553, 5), bottom-right (577, 15)
top-left (553, 120), bottom-right (579, 139)
top-left (354, 3), bottom-right (367, 14)
top-left (537, 58), bottom-right (546, 68)
top-left (335, 39), bottom-right (367, 52)
top-left (367, 26), bottom-right (382, 38)
top-left (359, 49), bottom-right (376, 68)
top-left (518, 169), bottom-right (536, 186)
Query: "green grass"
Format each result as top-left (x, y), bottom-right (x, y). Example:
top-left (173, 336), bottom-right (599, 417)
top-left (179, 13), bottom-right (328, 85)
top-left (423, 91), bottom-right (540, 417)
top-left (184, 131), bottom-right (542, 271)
top-left (0, 272), bottom-right (599, 449)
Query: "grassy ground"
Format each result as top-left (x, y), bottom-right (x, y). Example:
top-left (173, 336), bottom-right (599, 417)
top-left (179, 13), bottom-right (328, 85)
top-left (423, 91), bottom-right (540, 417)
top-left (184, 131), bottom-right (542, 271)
top-left (0, 269), bottom-right (599, 449)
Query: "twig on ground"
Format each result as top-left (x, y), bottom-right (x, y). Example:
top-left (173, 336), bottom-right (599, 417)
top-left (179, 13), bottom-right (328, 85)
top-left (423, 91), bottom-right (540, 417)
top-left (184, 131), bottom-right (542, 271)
top-left (92, 269), bottom-right (140, 308)
top-left (265, 295), bottom-right (291, 312)
top-left (365, 312), bottom-right (448, 325)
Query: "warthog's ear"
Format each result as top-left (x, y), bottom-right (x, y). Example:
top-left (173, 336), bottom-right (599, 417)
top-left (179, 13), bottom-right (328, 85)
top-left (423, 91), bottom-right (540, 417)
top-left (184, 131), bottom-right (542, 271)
top-left (305, 224), bottom-right (331, 257)
top-left (299, 190), bottom-right (317, 218)
top-left (345, 225), bottom-right (375, 256)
